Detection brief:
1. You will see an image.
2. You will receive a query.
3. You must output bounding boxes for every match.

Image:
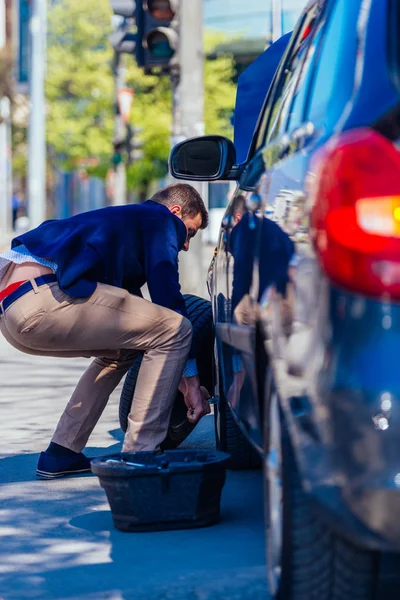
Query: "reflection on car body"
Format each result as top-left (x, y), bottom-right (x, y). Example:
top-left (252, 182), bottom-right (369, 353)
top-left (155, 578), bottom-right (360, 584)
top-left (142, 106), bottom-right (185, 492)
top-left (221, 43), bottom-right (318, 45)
top-left (169, 0), bottom-right (400, 597)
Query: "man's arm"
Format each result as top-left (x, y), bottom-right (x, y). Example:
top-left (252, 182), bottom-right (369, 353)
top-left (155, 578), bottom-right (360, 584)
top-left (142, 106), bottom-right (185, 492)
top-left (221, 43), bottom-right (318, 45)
top-left (143, 216), bottom-right (187, 317)
top-left (143, 216), bottom-right (209, 422)
top-left (179, 377), bottom-right (211, 423)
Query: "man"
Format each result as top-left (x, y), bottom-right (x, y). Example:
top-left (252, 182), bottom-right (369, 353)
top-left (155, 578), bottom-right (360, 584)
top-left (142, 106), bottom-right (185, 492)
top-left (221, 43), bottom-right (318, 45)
top-left (0, 183), bottom-right (210, 478)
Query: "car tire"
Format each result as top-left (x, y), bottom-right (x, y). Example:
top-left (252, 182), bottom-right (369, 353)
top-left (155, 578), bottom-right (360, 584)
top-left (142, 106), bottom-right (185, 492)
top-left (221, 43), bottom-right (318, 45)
top-left (264, 392), bottom-right (380, 600)
top-left (119, 294), bottom-right (214, 450)
top-left (214, 391), bottom-right (261, 470)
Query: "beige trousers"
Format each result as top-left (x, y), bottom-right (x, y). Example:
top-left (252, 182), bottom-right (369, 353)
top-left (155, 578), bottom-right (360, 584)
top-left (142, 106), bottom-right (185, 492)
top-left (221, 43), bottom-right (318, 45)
top-left (0, 280), bottom-right (192, 452)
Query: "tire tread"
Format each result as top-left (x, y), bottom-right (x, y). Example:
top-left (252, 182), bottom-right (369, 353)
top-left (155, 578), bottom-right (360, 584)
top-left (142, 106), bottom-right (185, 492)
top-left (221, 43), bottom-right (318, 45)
top-left (278, 421), bottom-right (379, 600)
top-left (217, 398), bottom-right (261, 470)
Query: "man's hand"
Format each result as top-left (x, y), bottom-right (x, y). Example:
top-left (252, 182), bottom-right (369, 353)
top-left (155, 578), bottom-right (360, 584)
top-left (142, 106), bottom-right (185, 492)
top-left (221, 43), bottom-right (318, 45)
top-left (179, 375), bottom-right (211, 424)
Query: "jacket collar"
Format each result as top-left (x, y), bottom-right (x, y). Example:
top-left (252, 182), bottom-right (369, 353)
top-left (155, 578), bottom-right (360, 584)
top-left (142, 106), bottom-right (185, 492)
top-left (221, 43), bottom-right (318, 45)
top-left (144, 200), bottom-right (187, 250)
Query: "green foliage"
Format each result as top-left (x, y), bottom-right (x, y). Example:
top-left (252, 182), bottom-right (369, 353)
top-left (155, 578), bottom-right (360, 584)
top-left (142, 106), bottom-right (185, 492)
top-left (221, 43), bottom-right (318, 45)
top-left (12, 93), bottom-right (29, 180)
top-left (0, 48), bottom-right (13, 105)
top-left (124, 66), bottom-right (172, 194)
top-left (45, 0), bottom-right (237, 193)
top-left (204, 33), bottom-right (237, 138)
top-left (46, 0), bottom-right (114, 169)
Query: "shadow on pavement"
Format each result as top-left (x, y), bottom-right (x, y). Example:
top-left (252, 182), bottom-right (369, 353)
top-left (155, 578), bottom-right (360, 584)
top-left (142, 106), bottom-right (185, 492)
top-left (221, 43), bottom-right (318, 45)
top-left (0, 443), bottom-right (123, 484)
top-left (0, 420), bottom-right (266, 600)
top-left (0, 470), bottom-right (264, 600)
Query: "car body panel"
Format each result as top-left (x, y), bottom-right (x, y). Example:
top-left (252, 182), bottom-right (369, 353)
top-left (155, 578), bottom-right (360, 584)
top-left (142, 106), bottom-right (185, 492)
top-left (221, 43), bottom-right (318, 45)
top-left (170, 0), bottom-right (400, 552)
top-left (254, 0), bottom-right (400, 550)
top-left (215, 0), bottom-right (400, 550)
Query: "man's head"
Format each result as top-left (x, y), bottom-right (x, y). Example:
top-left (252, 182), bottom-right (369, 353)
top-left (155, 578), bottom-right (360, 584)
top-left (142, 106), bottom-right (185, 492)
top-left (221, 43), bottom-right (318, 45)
top-left (151, 183), bottom-right (209, 251)
top-left (230, 194), bottom-right (246, 226)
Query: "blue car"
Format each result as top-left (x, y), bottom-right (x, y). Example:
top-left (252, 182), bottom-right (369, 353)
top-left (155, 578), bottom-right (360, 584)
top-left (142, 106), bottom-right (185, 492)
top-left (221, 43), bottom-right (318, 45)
top-left (170, 0), bottom-right (400, 597)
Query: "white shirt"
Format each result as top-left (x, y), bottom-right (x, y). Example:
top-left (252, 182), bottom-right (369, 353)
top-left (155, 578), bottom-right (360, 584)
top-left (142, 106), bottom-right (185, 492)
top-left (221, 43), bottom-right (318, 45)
top-left (0, 245), bottom-right (58, 284)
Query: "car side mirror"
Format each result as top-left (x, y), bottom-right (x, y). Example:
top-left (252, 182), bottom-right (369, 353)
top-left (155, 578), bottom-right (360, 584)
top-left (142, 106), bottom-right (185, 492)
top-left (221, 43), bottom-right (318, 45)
top-left (169, 135), bottom-right (243, 181)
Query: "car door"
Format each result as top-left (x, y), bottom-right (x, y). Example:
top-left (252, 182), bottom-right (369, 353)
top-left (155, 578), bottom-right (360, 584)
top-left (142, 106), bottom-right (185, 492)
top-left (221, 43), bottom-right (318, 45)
top-left (213, 3), bottom-right (326, 452)
top-left (257, 0), bottom-right (362, 450)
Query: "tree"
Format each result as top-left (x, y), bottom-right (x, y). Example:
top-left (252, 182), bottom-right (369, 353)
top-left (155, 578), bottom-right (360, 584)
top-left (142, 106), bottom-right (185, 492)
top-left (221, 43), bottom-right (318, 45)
top-left (46, 0), bottom-right (114, 169)
top-left (204, 32), bottom-right (237, 138)
top-left (43, 0), bottom-right (237, 197)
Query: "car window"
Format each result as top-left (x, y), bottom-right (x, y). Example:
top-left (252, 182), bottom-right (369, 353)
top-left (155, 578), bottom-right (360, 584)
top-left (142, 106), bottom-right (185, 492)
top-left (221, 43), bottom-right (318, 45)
top-left (251, 17), bottom-right (306, 154)
top-left (264, 4), bottom-right (325, 145)
top-left (286, 17), bottom-right (326, 133)
top-left (306, 0), bottom-right (354, 123)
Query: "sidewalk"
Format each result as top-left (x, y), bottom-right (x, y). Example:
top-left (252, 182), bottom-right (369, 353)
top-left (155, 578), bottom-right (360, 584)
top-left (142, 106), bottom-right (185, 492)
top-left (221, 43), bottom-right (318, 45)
top-left (0, 335), bottom-right (267, 600)
top-left (0, 236), bottom-right (12, 253)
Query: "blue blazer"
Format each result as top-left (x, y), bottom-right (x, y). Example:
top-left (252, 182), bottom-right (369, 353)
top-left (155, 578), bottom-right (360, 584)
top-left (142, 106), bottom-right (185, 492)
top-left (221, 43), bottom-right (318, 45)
top-left (230, 214), bottom-right (295, 313)
top-left (13, 201), bottom-right (192, 344)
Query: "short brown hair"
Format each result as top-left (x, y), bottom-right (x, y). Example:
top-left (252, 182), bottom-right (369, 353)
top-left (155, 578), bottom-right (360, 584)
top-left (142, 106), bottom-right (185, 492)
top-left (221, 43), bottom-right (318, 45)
top-left (231, 194), bottom-right (246, 218)
top-left (151, 183), bottom-right (209, 229)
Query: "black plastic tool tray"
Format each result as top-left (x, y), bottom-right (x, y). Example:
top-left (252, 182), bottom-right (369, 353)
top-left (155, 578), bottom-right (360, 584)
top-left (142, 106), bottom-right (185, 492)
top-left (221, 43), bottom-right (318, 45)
top-left (91, 449), bottom-right (230, 532)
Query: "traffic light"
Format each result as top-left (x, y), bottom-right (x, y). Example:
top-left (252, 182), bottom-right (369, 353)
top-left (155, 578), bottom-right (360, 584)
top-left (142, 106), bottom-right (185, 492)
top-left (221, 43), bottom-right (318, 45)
top-left (113, 124), bottom-right (144, 166)
top-left (109, 0), bottom-right (137, 54)
top-left (110, 0), bottom-right (136, 17)
top-left (112, 118), bottom-right (127, 166)
top-left (136, 1), bottom-right (179, 72)
top-left (127, 125), bottom-right (144, 164)
top-left (109, 31), bottom-right (137, 54)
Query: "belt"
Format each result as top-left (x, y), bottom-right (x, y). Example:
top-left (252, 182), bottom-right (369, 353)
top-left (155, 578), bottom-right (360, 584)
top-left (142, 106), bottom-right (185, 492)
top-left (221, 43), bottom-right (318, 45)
top-left (0, 274), bottom-right (57, 316)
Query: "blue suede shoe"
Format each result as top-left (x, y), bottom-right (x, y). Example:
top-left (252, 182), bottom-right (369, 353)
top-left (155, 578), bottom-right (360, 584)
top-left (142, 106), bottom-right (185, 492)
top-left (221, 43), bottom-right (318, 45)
top-left (36, 451), bottom-right (92, 479)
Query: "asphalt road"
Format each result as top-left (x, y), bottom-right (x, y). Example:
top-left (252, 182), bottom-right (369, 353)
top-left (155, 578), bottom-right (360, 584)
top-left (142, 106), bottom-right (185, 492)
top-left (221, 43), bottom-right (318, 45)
top-left (0, 335), bottom-right (269, 600)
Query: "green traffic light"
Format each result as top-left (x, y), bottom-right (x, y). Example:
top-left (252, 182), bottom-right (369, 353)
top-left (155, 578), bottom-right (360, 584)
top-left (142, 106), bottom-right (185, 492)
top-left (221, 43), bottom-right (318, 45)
top-left (112, 153), bottom-right (123, 165)
top-left (147, 30), bottom-right (175, 59)
top-left (149, 40), bottom-right (174, 58)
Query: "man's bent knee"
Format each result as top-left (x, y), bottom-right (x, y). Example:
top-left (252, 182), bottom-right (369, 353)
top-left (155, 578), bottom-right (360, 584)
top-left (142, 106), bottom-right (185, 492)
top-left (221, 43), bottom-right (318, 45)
top-left (148, 311), bottom-right (192, 352)
top-left (167, 311), bottom-right (191, 337)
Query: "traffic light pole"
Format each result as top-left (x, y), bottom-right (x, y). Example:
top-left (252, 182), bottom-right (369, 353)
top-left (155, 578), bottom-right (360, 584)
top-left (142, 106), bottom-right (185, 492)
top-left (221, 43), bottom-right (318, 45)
top-left (171, 0), bottom-right (206, 298)
top-left (170, 70), bottom-right (182, 150)
top-left (272, 0), bottom-right (283, 42)
top-left (27, 0), bottom-right (47, 228)
top-left (112, 49), bottom-right (127, 205)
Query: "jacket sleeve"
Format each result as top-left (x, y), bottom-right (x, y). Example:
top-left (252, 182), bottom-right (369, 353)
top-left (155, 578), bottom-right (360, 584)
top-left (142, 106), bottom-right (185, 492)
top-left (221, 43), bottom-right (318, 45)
top-left (143, 216), bottom-right (187, 318)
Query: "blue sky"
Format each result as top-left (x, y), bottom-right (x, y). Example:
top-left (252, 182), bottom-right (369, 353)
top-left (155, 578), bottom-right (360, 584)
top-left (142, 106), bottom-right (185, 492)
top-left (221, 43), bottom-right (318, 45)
top-left (204, 0), bottom-right (307, 38)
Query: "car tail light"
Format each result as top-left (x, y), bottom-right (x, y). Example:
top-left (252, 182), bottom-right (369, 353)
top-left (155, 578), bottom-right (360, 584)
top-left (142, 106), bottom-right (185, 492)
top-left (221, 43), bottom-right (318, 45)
top-left (310, 128), bottom-right (400, 299)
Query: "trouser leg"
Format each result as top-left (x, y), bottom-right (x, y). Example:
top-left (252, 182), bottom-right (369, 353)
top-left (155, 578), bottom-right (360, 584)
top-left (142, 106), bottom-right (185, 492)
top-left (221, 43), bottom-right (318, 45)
top-left (123, 322), bottom-right (192, 452)
top-left (2, 282), bottom-right (192, 453)
top-left (52, 351), bottom-right (140, 452)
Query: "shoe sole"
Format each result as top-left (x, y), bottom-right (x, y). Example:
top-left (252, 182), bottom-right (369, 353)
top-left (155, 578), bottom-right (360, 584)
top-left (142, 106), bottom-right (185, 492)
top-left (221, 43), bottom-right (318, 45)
top-left (36, 467), bottom-right (92, 479)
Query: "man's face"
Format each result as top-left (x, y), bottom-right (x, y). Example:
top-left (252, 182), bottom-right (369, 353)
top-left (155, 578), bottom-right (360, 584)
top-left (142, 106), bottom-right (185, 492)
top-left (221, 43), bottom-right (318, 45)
top-left (169, 206), bottom-right (202, 251)
top-left (181, 212), bottom-right (203, 251)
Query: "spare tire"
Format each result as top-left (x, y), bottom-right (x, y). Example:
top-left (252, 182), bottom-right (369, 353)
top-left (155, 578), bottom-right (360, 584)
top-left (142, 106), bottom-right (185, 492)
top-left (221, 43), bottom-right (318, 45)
top-left (119, 294), bottom-right (215, 450)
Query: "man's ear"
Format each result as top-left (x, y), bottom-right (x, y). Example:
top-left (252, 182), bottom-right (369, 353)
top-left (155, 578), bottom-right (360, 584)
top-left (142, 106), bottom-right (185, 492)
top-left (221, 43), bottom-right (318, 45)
top-left (169, 205), bottom-right (182, 217)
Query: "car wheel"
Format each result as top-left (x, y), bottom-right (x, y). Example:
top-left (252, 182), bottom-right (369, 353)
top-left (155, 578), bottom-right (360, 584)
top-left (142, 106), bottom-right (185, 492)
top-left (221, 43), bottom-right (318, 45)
top-left (264, 393), bottom-right (380, 600)
top-left (215, 390), bottom-right (261, 470)
top-left (119, 294), bottom-right (214, 450)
